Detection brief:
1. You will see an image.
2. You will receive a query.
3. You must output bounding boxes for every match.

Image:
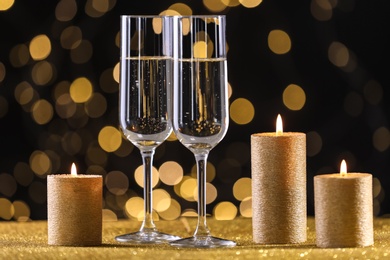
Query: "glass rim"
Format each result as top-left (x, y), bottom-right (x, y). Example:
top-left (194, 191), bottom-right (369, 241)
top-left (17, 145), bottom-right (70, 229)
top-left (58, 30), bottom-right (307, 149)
top-left (120, 14), bottom-right (226, 19)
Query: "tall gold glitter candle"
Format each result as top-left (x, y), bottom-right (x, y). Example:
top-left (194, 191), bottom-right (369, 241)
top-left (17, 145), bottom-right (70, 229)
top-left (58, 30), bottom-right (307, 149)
top-left (48, 163), bottom-right (102, 246)
top-left (251, 115), bottom-right (306, 244)
top-left (314, 160), bottom-right (373, 248)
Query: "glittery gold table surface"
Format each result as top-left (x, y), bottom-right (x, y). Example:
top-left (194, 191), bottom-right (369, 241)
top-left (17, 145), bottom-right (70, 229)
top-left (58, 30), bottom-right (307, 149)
top-left (1, 217), bottom-right (390, 259)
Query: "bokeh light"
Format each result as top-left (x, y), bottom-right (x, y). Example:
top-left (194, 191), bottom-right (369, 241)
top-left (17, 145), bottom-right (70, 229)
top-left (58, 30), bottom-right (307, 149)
top-left (282, 84), bottom-right (306, 111)
top-left (268, 29), bottom-right (291, 55)
top-left (230, 98), bottom-right (255, 125)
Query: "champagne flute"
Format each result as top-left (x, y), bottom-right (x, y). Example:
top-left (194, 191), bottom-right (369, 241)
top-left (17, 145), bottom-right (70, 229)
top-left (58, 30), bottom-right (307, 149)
top-left (170, 15), bottom-right (236, 248)
top-left (116, 15), bottom-right (180, 244)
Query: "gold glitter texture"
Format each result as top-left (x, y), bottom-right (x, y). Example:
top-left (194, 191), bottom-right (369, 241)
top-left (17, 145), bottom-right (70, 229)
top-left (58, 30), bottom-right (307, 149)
top-left (47, 174), bottom-right (103, 246)
top-left (251, 132), bottom-right (307, 244)
top-left (314, 173), bottom-right (374, 247)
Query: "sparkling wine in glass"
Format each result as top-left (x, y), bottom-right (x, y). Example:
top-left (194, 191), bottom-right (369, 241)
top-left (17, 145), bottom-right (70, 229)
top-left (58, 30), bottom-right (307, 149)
top-left (170, 15), bottom-right (236, 248)
top-left (115, 15), bottom-right (180, 244)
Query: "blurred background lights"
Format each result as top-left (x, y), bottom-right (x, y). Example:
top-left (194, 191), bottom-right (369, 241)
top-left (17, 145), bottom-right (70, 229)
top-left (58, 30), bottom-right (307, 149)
top-left (70, 77), bottom-right (93, 103)
top-left (239, 0), bottom-right (263, 9)
top-left (268, 29), bottom-right (291, 55)
top-left (0, 0), bottom-right (14, 11)
top-left (373, 127), bottom-right (390, 152)
top-left (159, 161), bottom-right (183, 185)
top-left (282, 84), bottom-right (306, 111)
top-left (98, 126), bottom-right (122, 152)
top-left (230, 98), bottom-right (255, 125)
top-left (214, 201), bottom-right (237, 220)
top-left (29, 34), bottom-right (51, 60)
top-left (134, 165), bottom-right (159, 188)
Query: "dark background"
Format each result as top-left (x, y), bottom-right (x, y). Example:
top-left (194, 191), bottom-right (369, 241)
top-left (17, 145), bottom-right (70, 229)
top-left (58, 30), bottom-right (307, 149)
top-left (1, 0), bottom-right (389, 220)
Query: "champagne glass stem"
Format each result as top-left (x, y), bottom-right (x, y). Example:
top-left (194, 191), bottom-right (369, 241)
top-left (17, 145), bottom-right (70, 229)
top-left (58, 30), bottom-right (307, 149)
top-left (193, 153), bottom-right (211, 237)
top-left (139, 149), bottom-right (157, 233)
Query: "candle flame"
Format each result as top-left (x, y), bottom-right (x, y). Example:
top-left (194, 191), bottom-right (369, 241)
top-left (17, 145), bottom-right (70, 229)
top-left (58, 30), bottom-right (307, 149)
top-left (340, 160), bottom-right (347, 177)
top-left (276, 114), bottom-right (283, 135)
top-left (71, 163), bottom-right (77, 176)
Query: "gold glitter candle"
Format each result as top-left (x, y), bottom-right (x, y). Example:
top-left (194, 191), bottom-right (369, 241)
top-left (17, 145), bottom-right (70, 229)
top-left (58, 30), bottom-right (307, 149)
top-left (251, 115), bottom-right (306, 244)
top-left (314, 160), bottom-right (373, 248)
top-left (47, 163), bottom-right (102, 246)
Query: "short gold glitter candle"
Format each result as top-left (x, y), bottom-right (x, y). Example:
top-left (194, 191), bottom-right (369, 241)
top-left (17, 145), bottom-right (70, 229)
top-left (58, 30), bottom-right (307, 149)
top-left (251, 115), bottom-right (307, 244)
top-left (47, 163), bottom-right (102, 246)
top-left (314, 160), bottom-right (374, 248)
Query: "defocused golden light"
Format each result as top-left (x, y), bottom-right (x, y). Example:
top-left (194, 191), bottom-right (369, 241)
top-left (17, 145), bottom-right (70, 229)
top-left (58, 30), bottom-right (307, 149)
top-left (159, 161), bottom-right (183, 185)
top-left (124, 197), bottom-right (144, 220)
top-left (105, 171), bottom-right (129, 195)
top-left (91, 0), bottom-right (110, 12)
top-left (344, 91), bottom-right (363, 117)
top-left (70, 77), bottom-right (93, 103)
top-left (12, 201), bottom-right (30, 221)
top-left (373, 178), bottom-right (382, 198)
top-left (31, 99), bottom-right (54, 125)
top-left (113, 63), bottom-right (120, 84)
top-left (0, 198), bottom-right (14, 220)
top-left (85, 93), bottom-right (107, 118)
top-left (158, 199), bottom-right (181, 221)
top-left (180, 177), bottom-right (197, 201)
top-left (328, 41), bottom-right (349, 67)
top-left (239, 0), bottom-right (263, 8)
top-left (55, 0), bottom-right (78, 22)
top-left (203, 0), bottom-right (227, 12)
top-left (364, 80), bottom-right (383, 105)
top-left (100, 68), bottom-right (118, 93)
top-left (190, 162), bottom-right (216, 182)
top-left (214, 201), bottom-right (237, 220)
top-left (233, 177), bottom-right (251, 201)
top-left (0, 96), bottom-right (8, 118)
top-left (239, 197), bottom-right (252, 218)
top-left (29, 34), bottom-right (51, 60)
top-left (70, 40), bottom-right (93, 64)
top-left (98, 126), bottom-right (122, 152)
top-left (9, 44), bottom-right (29, 68)
top-left (310, 0), bottom-right (333, 21)
top-left (153, 189), bottom-right (171, 212)
top-left (55, 93), bottom-right (77, 119)
top-left (30, 150), bottom-right (52, 176)
top-left (230, 98), bottom-right (255, 125)
top-left (103, 209), bottom-right (118, 222)
top-left (167, 3), bottom-right (192, 15)
top-left (181, 209), bottom-right (197, 217)
top-left (193, 41), bottom-right (208, 59)
top-left (268, 29), bottom-right (291, 55)
top-left (283, 84), bottom-right (306, 111)
top-left (31, 61), bottom-right (54, 86)
top-left (15, 81), bottom-right (34, 106)
top-left (0, 173), bottom-right (17, 197)
top-left (306, 131), bottom-right (322, 157)
top-left (152, 17), bottom-right (162, 34)
top-left (228, 82), bottom-right (233, 99)
top-left (134, 165), bottom-right (159, 188)
top-left (0, 0), bottom-right (14, 10)
top-left (60, 26), bottom-right (82, 50)
top-left (373, 127), bottom-right (390, 152)
top-left (221, 0), bottom-right (241, 7)
top-left (13, 162), bottom-right (34, 187)
top-left (204, 183), bottom-right (217, 204)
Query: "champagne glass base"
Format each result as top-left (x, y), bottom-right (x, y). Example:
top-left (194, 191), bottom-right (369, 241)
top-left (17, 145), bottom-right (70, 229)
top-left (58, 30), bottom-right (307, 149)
top-left (169, 235), bottom-right (236, 248)
top-left (115, 231), bottom-right (181, 244)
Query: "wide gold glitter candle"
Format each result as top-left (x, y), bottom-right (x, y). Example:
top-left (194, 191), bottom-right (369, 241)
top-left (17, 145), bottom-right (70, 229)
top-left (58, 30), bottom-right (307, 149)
top-left (47, 163), bottom-right (103, 246)
top-left (251, 115), bottom-right (306, 244)
top-left (314, 160), bottom-right (373, 248)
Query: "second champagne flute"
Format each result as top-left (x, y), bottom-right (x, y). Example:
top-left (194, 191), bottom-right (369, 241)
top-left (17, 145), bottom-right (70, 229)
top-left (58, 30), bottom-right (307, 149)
top-left (170, 15), bottom-right (236, 248)
top-left (116, 15), bottom-right (180, 244)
